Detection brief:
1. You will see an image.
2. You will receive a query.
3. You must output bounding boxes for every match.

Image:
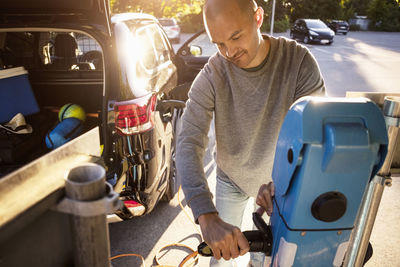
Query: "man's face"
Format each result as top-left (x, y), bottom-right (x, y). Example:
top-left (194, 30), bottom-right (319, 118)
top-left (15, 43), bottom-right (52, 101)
top-left (204, 4), bottom-right (262, 69)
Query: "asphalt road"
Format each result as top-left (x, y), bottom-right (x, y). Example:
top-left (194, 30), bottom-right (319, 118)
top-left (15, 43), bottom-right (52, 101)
top-left (297, 31), bottom-right (400, 97)
top-left (175, 30), bottom-right (400, 97)
top-left (109, 31), bottom-right (400, 267)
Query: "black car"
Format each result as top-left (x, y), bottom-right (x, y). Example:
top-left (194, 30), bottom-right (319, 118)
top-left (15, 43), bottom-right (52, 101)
top-left (326, 20), bottom-right (349, 35)
top-left (290, 19), bottom-right (335, 45)
top-left (0, 0), bottom-right (200, 220)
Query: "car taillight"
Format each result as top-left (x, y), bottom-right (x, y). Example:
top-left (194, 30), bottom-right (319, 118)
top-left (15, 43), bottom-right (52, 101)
top-left (171, 27), bottom-right (180, 32)
top-left (124, 200), bottom-right (145, 216)
top-left (114, 93), bottom-right (157, 135)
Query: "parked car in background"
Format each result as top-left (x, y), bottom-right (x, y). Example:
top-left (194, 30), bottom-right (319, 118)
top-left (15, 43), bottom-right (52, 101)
top-left (290, 19), bottom-right (335, 45)
top-left (158, 18), bottom-right (181, 43)
top-left (0, 0), bottom-right (200, 221)
top-left (326, 20), bottom-right (349, 35)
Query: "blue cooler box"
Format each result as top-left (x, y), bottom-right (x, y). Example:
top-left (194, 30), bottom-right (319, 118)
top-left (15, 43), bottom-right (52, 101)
top-left (0, 67), bottom-right (39, 123)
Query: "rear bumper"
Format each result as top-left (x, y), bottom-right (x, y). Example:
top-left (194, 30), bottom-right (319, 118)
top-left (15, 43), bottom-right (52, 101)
top-left (336, 29), bottom-right (349, 33)
top-left (310, 35), bottom-right (333, 43)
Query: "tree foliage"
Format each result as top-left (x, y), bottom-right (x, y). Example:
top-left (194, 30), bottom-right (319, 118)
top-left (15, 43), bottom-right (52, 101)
top-left (345, 0), bottom-right (373, 16)
top-left (256, 0), bottom-right (289, 21)
top-left (255, 0), bottom-right (291, 32)
top-left (110, 0), bottom-right (400, 32)
top-left (285, 0), bottom-right (343, 22)
top-left (110, 0), bottom-right (202, 18)
top-left (367, 0), bottom-right (400, 31)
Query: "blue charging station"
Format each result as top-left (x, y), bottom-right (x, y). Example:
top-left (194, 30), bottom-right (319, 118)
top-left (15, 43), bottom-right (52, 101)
top-left (270, 97), bottom-right (388, 267)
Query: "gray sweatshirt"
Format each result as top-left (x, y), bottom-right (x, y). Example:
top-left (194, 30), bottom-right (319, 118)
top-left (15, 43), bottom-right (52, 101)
top-left (176, 35), bottom-right (326, 221)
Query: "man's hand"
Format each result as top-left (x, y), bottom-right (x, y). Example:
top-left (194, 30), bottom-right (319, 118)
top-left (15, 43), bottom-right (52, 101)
top-left (198, 213), bottom-right (250, 261)
top-left (256, 182), bottom-right (275, 216)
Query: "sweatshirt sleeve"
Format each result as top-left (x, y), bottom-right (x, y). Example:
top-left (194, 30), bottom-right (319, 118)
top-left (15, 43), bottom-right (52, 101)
top-left (176, 66), bottom-right (218, 222)
top-left (295, 50), bottom-right (326, 99)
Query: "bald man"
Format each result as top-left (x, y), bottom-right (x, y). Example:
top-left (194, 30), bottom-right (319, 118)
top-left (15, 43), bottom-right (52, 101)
top-left (176, 0), bottom-right (326, 266)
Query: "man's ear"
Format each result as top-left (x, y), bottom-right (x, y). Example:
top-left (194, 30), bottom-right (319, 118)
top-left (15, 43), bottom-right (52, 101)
top-left (254, 7), bottom-right (264, 28)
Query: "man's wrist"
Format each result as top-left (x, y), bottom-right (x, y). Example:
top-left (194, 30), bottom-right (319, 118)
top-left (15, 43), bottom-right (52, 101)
top-left (189, 194), bottom-right (218, 223)
top-left (198, 212), bottom-right (219, 225)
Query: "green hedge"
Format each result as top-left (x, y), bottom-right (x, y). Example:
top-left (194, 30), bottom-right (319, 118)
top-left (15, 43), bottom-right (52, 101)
top-left (262, 15), bottom-right (290, 33)
top-left (179, 13), bottom-right (291, 34)
top-left (179, 12), bottom-right (204, 33)
top-left (349, 24), bottom-right (361, 31)
top-left (368, 21), bottom-right (400, 31)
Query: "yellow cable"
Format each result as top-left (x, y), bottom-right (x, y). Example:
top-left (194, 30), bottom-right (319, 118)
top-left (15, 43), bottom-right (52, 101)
top-left (110, 186), bottom-right (202, 267)
top-left (110, 253), bottom-right (145, 266)
top-left (177, 186), bottom-right (201, 235)
top-left (179, 251), bottom-right (199, 267)
top-left (154, 243), bottom-right (199, 267)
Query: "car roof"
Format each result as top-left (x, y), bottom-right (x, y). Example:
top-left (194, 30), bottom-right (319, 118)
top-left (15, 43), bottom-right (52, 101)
top-left (303, 19), bottom-right (323, 22)
top-left (296, 19), bottom-right (323, 23)
top-left (158, 18), bottom-right (176, 21)
top-left (0, 0), bottom-right (111, 35)
top-left (111, 13), bottom-right (157, 24)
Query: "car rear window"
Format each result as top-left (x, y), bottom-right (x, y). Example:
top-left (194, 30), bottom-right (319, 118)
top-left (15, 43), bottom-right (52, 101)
top-left (0, 31), bottom-right (103, 71)
top-left (306, 20), bottom-right (328, 29)
top-left (1, 32), bottom-right (35, 69)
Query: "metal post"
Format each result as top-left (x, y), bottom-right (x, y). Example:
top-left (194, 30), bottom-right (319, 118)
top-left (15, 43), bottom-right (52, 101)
top-left (344, 96), bottom-right (400, 267)
top-left (270, 0), bottom-right (276, 36)
top-left (65, 163), bottom-right (111, 267)
top-left (380, 96), bottom-right (400, 175)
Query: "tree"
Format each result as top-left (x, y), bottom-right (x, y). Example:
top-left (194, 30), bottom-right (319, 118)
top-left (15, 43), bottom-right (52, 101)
top-left (367, 0), bottom-right (400, 31)
top-left (256, 0), bottom-right (289, 21)
top-left (110, 0), bottom-right (202, 19)
top-left (255, 0), bottom-right (291, 32)
top-left (286, 0), bottom-right (343, 22)
top-left (345, 0), bottom-right (373, 16)
top-left (109, 0), bottom-right (400, 32)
